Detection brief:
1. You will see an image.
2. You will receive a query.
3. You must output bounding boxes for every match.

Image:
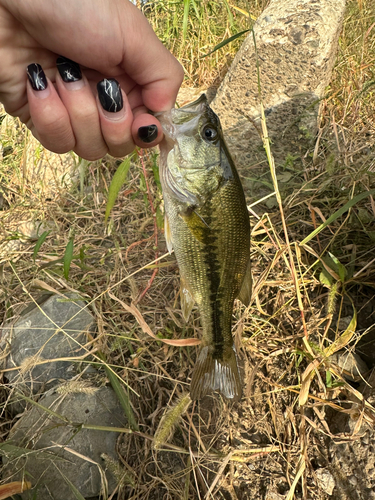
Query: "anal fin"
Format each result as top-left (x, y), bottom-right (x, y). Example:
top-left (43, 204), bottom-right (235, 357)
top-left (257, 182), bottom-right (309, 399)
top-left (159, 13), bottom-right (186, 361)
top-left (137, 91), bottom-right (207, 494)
top-left (190, 345), bottom-right (242, 401)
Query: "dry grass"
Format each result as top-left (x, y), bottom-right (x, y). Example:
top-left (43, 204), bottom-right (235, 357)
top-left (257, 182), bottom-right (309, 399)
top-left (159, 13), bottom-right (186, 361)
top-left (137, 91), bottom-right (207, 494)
top-left (1, 0), bottom-right (375, 499)
top-left (144, 0), bottom-right (268, 88)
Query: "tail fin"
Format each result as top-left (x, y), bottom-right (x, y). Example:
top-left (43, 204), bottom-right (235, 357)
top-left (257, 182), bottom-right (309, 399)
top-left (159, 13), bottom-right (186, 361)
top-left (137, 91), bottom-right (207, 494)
top-left (190, 345), bottom-right (242, 401)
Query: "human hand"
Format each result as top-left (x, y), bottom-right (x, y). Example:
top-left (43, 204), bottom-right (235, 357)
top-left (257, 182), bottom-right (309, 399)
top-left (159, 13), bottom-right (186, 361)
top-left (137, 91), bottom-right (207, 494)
top-left (0, 0), bottom-right (184, 160)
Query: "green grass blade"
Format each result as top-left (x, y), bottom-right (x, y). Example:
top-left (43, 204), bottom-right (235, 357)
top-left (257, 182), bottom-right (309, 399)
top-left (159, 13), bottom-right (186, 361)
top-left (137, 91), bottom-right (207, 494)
top-left (222, 0), bottom-right (234, 27)
top-left (183, 0), bottom-right (190, 40)
top-left (190, 0), bottom-right (200, 21)
top-left (33, 230), bottom-right (50, 261)
top-left (96, 352), bottom-right (139, 432)
top-left (326, 369), bottom-right (332, 388)
top-left (104, 365), bottom-right (139, 431)
top-left (63, 238), bottom-right (74, 280)
top-left (59, 471), bottom-right (86, 500)
top-left (80, 424), bottom-right (132, 433)
top-left (328, 252), bottom-right (347, 283)
top-left (200, 29), bottom-right (250, 58)
top-left (300, 189), bottom-right (375, 246)
top-left (104, 157), bottom-right (132, 223)
top-left (324, 301), bottom-right (357, 357)
top-left (16, 393), bottom-right (69, 423)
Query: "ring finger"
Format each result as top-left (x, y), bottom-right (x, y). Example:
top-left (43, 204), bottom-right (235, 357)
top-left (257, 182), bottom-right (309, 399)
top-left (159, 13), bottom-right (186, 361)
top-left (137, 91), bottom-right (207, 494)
top-left (96, 78), bottom-right (135, 158)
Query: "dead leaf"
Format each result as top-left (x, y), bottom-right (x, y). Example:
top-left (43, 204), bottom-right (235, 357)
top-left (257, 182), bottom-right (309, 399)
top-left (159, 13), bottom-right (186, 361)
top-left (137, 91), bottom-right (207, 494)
top-left (0, 481), bottom-right (32, 499)
top-left (299, 358), bottom-right (321, 406)
top-left (108, 291), bottom-right (200, 346)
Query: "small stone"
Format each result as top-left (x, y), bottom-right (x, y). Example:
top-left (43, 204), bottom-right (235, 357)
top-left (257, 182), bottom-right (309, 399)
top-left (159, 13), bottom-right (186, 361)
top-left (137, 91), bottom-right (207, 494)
top-left (266, 491), bottom-right (285, 500)
top-left (330, 351), bottom-right (368, 382)
top-left (17, 220), bottom-right (56, 239)
top-left (3, 293), bottom-right (95, 396)
top-left (348, 475), bottom-right (357, 486)
top-left (362, 434), bottom-right (370, 445)
top-left (315, 468), bottom-right (335, 496)
top-left (2, 387), bottom-right (127, 500)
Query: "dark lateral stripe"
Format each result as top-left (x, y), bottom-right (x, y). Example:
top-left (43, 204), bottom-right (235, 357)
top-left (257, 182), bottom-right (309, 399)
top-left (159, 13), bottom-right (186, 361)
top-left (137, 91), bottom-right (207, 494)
top-left (201, 205), bottom-right (225, 358)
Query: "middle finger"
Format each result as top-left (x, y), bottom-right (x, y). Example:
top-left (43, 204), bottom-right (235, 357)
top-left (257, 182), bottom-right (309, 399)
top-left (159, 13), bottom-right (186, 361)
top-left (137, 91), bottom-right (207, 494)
top-left (55, 56), bottom-right (108, 160)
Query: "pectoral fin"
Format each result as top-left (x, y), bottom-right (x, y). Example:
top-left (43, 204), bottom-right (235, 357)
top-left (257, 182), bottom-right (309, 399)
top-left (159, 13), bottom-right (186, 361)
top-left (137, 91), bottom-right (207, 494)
top-left (180, 209), bottom-right (210, 243)
top-left (164, 214), bottom-right (173, 254)
top-left (180, 277), bottom-right (195, 321)
top-left (237, 258), bottom-right (252, 307)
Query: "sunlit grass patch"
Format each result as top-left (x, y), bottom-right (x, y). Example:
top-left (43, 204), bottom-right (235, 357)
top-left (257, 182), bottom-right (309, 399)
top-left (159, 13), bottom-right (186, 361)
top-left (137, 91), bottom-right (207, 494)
top-left (144, 0), bottom-right (268, 88)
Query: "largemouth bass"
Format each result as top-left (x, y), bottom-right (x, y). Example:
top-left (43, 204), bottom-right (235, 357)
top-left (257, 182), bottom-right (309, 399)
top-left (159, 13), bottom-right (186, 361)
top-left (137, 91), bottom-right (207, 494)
top-left (158, 94), bottom-right (251, 401)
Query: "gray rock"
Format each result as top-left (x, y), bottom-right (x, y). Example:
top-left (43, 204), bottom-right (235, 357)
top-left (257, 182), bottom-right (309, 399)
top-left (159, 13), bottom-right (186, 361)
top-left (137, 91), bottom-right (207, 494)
top-left (315, 468), bottom-right (335, 496)
top-left (2, 387), bottom-right (127, 500)
top-left (329, 436), bottom-right (375, 500)
top-left (3, 293), bottom-right (95, 395)
top-left (211, 0), bottom-right (346, 201)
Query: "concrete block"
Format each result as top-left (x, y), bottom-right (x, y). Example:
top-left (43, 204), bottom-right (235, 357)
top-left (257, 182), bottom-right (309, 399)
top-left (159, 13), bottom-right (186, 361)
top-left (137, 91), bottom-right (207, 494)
top-left (211, 0), bottom-right (346, 200)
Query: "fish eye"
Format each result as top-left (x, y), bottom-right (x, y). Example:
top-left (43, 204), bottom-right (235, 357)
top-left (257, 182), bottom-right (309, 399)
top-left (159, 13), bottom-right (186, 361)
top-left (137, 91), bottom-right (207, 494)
top-left (201, 125), bottom-right (218, 142)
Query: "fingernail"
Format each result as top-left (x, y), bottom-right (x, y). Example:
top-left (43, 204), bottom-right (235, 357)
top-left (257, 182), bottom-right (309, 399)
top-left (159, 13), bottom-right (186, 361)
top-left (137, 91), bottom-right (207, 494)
top-left (97, 79), bottom-right (123, 113)
top-left (138, 125), bottom-right (158, 143)
top-left (57, 56), bottom-right (82, 83)
top-left (27, 63), bottom-right (48, 91)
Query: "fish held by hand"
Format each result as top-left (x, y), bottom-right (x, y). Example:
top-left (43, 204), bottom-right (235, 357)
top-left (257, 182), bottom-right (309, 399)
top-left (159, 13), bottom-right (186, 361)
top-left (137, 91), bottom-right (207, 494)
top-left (157, 94), bottom-right (251, 401)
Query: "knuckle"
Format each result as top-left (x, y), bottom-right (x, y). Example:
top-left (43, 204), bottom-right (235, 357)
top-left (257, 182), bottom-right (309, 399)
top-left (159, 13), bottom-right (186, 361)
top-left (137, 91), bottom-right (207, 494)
top-left (75, 146), bottom-right (108, 161)
top-left (36, 114), bottom-right (75, 153)
top-left (108, 143), bottom-right (135, 158)
top-left (73, 108), bottom-right (99, 126)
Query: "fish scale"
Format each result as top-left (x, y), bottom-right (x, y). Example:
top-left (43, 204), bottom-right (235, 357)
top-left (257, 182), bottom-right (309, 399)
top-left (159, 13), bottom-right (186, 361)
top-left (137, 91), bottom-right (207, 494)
top-left (158, 94), bottom-right (251, 400)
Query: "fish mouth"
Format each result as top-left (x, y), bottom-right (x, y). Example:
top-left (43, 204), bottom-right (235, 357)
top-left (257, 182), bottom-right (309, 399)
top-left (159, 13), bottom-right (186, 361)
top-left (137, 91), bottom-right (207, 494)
top-left (157, 95), bottom-right (210, 207)
top-left (155, 94), bottom-right (209, 140)
top-left (173, 93), bottom-right (208, 119)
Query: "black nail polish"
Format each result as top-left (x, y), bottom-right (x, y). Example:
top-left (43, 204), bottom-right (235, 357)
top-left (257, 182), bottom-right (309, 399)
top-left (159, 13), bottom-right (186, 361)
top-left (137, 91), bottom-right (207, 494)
top-left (97, 79), bottom-right (123, 113)
top-left (138, 125), bottom-right (158, 143)
top-left (57, 56), bottom-right (82, 83)
top-left (27, 63), bottom-right (47, 91)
